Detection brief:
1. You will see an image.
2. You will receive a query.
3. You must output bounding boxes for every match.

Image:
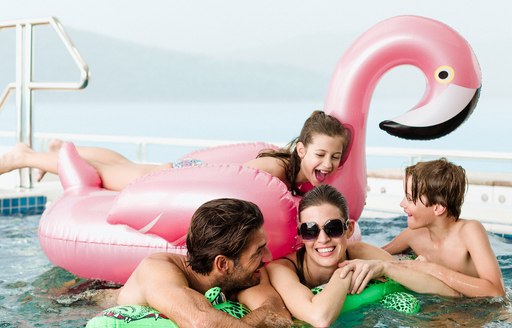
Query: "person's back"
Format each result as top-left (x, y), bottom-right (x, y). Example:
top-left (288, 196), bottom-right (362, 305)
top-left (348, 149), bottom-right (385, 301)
top-left (118, 252), bottom-right (189, 305)
top-left (383, 158), bottom-right (505, 297)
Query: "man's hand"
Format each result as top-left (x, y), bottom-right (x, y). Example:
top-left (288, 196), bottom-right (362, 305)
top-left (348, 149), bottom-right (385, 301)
top-left (259, 312), bottom-right (293, 328)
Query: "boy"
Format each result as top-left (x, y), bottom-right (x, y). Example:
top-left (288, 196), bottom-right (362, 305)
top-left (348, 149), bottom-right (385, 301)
top-left (382, 158), bottom-right (504, 297)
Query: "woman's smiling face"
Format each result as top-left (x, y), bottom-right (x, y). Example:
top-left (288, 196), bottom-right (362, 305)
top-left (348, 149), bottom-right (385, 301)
top-left (299, 203), bottom-right (349, 268)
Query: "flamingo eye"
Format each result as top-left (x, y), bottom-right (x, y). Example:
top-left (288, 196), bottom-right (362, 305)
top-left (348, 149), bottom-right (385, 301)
top-left (434, 65), bottom-right (455, 84)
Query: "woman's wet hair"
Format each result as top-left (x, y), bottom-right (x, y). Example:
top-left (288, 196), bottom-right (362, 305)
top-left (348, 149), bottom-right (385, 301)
top-left (186, 198), bottom-right (264, 275)
top-left (258, 110), bottom-right (350, 196)
top-left (405, 158), bottom-right (467, 219)
top-left (298, 184), bottom-right (349, 223)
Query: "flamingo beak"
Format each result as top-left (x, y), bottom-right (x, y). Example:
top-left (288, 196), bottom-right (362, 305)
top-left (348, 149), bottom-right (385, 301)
top-left (379, 84), bottom-right (481, 140)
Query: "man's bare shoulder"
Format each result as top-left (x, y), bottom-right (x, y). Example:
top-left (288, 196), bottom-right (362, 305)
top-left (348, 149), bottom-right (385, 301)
top-left (145, 252), bottom-right (188, 267)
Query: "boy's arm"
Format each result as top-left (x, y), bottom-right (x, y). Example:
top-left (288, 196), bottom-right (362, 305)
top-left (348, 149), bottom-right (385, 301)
top-left (400, 221), bottom-right (505, 297)
top-left (382, 228), bottom-right (414, 254)
top-left (339, 259), bottom-right (460, 297)
top-left (237, 267), bottom-right (293, 327)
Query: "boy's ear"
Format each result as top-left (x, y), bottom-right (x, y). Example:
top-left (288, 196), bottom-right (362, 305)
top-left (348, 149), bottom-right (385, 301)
top-left (433, 204), bottom-right (447, 216)
top-left (296, 142), bottom-right (306, 159)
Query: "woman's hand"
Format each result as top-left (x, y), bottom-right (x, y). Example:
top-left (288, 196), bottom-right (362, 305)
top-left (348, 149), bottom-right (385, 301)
top-left (338, 259), bottom-right (386, 294)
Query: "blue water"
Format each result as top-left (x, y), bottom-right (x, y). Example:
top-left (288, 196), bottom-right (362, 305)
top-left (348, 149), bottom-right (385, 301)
top-left (1, 214), bottom-right (511, 327)
top-left (0, 98), bottom-right (510, 172)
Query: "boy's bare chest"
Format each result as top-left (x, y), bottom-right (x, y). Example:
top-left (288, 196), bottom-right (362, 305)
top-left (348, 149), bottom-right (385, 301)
top-left (412, 235), bottom-right (469, 271)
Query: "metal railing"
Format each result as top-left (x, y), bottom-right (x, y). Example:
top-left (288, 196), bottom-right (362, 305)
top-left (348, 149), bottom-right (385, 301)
top-left (0, 17), bottom-right (89, 188)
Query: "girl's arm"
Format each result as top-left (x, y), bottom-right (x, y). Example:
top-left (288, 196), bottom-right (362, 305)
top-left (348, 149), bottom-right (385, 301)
top-left (243, 157), bottom-right (287, 183)
top-left (266, 259), bottom-right (351, 327)
top-left (400, 221), bottom-right (505, 297)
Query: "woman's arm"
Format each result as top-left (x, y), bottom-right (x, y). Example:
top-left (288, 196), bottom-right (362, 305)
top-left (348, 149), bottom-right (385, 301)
top-left (267, 259), bottom-right (351, 327)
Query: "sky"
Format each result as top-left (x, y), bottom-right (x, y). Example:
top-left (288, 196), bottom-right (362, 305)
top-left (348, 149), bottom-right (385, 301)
top-left (1, 1), bottom-right (511, 98)
top-left (1, 1), bottom-right (511, 93)
top-left (0, 1), bottom-right (508, 53)
top-left (0, 2), bottom-right (510, 156)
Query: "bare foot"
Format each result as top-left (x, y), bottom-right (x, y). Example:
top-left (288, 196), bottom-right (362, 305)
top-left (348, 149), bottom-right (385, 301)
top-left (0, 143), bottom-right (32, 175)
top-left (48, 139), bottom-right (64, 152)
top-left (37, 139), bottom-right (64, 181)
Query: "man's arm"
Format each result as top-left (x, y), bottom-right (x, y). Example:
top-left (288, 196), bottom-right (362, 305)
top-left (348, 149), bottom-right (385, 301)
top-left (237, 267), bottom-right (293, 328)
top-left (129, 254), bottom-right (256, 327)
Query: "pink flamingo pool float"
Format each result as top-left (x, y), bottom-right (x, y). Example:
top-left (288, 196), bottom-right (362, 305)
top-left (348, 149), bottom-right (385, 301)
top-left (38, 16), bottom-right (481, 283)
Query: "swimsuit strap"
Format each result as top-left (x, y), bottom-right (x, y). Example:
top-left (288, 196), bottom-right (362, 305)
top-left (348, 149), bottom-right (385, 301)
top-left (284, 247), bottom-right (350, 287)
top-left (279, 248), bottom-right (307, 285)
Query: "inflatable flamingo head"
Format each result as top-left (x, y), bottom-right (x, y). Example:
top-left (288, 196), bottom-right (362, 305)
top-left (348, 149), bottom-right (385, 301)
top-left (323, 15), bottom-right (481, 221)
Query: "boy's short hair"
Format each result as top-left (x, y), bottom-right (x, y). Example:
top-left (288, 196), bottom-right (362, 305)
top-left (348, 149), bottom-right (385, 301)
top-left (405, 158), bottom-right (467, 219)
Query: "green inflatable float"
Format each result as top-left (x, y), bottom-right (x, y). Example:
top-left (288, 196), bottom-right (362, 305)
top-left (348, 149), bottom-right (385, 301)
top-left (86, 279), bottom-right (420, 327)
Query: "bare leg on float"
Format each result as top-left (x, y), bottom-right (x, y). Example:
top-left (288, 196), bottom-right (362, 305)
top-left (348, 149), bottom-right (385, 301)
top-left (36, 139), bottom-right (63, 181)
top-left (0, 141), bottom-right (171, 191)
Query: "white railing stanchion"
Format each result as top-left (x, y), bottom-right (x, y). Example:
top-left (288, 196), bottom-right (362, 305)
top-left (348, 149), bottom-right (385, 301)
top-left (0, 17), bottom-right (90, 188)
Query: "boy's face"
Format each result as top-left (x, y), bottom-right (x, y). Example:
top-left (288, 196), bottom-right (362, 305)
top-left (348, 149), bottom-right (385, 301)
top-left (400, 177), bottom-right (435, 229)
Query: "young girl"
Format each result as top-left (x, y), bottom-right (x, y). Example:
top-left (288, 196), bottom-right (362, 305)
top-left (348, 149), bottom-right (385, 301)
top-left (0, 111), bottom-right (349, 192)
top-left (266, 185), bottom-right (458, 327)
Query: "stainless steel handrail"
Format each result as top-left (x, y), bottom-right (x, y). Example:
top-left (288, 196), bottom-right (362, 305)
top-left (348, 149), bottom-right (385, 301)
top-left (0, 17), bottom-right (89, 188)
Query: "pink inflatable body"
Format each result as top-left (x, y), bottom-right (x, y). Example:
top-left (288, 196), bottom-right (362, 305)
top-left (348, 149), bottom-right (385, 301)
top-left (38, 15), bottom-right (481, 284)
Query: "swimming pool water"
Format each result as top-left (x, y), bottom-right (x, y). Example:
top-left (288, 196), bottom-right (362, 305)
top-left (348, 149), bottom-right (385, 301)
top-left (0, 214), bottom-right (511, 327)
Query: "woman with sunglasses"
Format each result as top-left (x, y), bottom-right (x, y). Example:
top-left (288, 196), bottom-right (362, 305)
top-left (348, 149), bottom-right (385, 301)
top-left (266, 184), bottom-right (458, 327)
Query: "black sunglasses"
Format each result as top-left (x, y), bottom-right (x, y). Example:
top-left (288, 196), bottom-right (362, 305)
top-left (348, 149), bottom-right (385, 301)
top-left (298, 219), bottom-right (349, 241)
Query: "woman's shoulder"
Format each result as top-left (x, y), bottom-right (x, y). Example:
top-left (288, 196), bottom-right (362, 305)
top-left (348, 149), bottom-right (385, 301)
top-left (267, 254), bottom-right (297, 269)
top-left (348, 241), bottom-right (394, 260)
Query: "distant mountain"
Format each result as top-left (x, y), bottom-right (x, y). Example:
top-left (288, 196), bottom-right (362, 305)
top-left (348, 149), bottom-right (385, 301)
top-left (1, 25), bottom-right (504, 105)
top-left (0, 27), bottom-right (330, 103)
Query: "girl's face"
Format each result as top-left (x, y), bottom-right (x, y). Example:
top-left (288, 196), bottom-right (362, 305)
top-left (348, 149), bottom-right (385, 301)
top-left (400, 176), bottom-right (436, 229)
top-left (296, 134), bottom-right (345, 186)
top-left (299, 203), bottom-right (352, 268)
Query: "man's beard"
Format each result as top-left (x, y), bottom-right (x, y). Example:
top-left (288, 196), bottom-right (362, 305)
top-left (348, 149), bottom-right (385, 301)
top-left (216, 267), bottom-right (260, 294)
